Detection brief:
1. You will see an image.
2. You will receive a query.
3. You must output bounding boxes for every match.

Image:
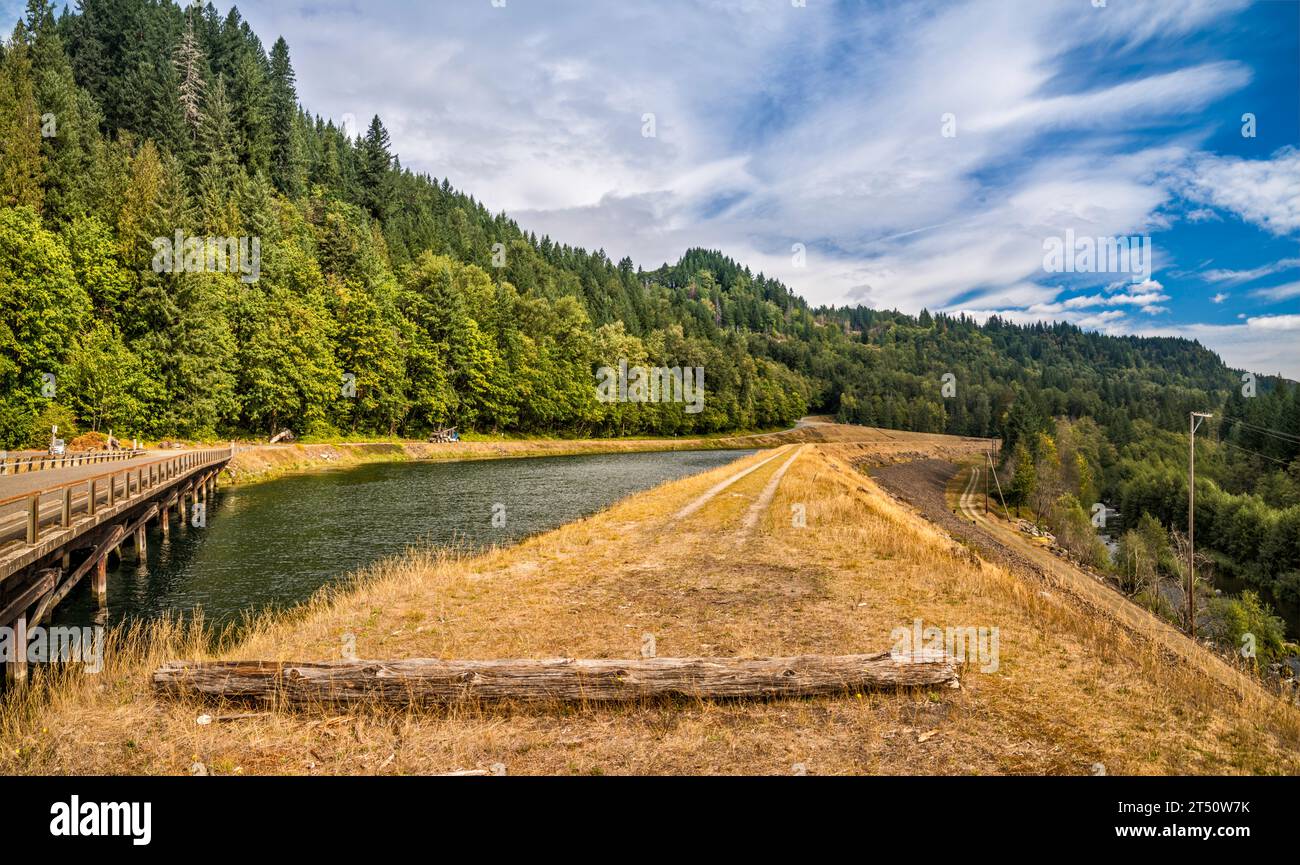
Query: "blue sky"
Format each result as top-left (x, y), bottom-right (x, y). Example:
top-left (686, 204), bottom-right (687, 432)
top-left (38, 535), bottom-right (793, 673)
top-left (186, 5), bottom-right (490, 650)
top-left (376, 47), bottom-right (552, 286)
top-left (9, 0), bottom-right (1299, 376)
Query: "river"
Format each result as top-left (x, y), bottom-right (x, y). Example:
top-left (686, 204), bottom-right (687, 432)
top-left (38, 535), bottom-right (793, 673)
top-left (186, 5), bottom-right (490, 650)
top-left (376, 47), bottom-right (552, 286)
top-left (52, 449), bottom-right (753, 630)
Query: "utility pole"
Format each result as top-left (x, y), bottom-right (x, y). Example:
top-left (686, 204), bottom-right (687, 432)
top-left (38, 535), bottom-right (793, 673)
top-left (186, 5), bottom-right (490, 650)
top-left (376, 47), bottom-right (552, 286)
top-left (987, 448), bottom-right (1009, 517)
top-left (984, 445), bottom-right (990, 515)
top-left (1188, 411), bottom-right (1213, 638)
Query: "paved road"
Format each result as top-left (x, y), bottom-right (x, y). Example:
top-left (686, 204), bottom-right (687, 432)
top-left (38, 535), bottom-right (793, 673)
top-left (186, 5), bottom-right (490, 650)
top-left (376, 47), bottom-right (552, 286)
top-left (0, 452), bottom-right (181, 503)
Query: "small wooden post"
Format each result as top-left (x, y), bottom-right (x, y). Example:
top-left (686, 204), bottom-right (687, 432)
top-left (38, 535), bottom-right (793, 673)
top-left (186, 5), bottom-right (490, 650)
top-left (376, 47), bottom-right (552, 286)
top-left (161, 505), bottom-right (171, 540)
top-left (6, 614), bottom-right (27, 686)
top-left (61, 486), bottom-right (72, 528)
top-left (26, 493), bottom-right (39, 544)
top-left (107, 473), bottom-right (116, 507)
top-left (178, 490), bottom-right (188, 524)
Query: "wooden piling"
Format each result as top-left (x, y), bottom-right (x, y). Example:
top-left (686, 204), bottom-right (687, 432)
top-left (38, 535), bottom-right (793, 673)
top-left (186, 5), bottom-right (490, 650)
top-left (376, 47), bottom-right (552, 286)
top-left (6, 614), bottom-right (26, 686)
top-left (93, 555), bottom-right (108, 608)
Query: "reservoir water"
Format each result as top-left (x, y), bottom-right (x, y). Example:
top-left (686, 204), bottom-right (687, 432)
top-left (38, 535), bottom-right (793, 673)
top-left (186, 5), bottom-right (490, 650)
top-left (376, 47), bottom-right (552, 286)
top-left (53, 449), bottom-right (752, 631)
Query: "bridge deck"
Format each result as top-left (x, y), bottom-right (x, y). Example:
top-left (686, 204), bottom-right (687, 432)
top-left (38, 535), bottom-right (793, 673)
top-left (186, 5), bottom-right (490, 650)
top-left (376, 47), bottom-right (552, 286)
top-left (0, 451), bottom-right (178, 501)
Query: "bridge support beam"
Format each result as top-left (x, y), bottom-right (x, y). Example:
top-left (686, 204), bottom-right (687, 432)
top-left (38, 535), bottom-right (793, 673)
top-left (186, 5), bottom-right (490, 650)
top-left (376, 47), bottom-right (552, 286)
top-left (1, 569), bottom-right (57, 686)
top-left (5, 613), bottom-right (26, 686)
top-left (2, 450), bottom-right (229, 629)
top-left (93, 555), bottom-right (108, 608)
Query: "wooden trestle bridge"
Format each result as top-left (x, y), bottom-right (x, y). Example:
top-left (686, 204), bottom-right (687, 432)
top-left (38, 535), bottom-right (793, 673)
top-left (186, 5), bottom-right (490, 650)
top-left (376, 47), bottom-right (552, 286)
top-left (0, 447), bottom-right (234, 684)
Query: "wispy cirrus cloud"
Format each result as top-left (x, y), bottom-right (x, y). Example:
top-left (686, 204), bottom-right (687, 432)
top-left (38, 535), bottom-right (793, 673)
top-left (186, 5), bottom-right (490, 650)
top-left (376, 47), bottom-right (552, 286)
top-left (1202, 258), bottom-right (1300, 285)
top-left (1252, 280), bottom-right (1300, 302)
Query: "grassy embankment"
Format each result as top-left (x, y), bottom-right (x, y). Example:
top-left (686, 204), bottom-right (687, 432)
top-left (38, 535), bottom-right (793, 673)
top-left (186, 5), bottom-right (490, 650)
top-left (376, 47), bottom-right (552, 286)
top-left (2, 425), bottom-right (1297, 775)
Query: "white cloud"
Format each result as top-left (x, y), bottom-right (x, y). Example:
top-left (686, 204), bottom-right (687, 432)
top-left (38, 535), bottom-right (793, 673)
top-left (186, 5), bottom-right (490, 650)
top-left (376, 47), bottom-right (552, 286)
top-left (1176, 147), bottom-right (1300, 236)
top-left (1026, 284), bottom-right (1171, 316)
top-left (1251, 280), bottom-right (1300, 301)
top-left (1202, 258), bottom-right (1300, 285)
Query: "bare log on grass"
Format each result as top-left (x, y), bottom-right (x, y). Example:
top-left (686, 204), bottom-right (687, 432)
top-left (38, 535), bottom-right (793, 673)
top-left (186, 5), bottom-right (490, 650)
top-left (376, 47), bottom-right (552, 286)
top-left (153, 652), bottom-right (961, 708)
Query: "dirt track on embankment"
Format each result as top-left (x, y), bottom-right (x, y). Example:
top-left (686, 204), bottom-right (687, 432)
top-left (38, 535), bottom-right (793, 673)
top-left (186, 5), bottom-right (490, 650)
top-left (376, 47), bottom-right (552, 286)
top-left (868, 458), bottom-right (1279, 705)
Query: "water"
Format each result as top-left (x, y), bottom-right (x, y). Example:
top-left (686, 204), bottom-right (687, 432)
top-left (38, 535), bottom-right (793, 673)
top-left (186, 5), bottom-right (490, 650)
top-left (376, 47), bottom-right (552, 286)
top-left (53, 449), bottom-right (752, 630)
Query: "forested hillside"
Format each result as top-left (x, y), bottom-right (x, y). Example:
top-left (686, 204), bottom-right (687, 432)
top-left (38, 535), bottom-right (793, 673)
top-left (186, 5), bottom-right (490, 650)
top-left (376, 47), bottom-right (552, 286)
top-left (0, 2), bottom-right (1296, 616)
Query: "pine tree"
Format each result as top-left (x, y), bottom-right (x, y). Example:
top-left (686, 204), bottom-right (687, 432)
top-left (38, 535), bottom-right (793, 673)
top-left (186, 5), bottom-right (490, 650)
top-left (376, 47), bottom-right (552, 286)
top-left (196, 73), bottom-right (240, 234)
top-left (114, 137), bottom-right (165, 268)
top-left (267, 36), bottom-right (304, 198)
top-left (357, 114), bottom-right (391, 219)
top-left (1009, 442), bottom-right (1037, 518)
top-left (0, 22), bottom-right (46, 210)
top-left (230, 51), bottom-right (270, 176)
top-left (26, 0), bottom-right (93, 220)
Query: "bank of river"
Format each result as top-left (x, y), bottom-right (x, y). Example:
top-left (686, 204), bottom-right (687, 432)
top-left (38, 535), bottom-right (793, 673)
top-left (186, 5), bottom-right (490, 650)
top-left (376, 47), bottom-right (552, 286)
top-left (219, 432), bottom-right (791, 486)
top-left (53, 449), bottom-right (753, 630)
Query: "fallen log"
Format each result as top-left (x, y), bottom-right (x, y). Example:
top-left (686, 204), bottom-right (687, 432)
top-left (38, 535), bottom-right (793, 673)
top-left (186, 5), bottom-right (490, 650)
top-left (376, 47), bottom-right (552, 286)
top-left (153, 652), bottom-right (961, 708)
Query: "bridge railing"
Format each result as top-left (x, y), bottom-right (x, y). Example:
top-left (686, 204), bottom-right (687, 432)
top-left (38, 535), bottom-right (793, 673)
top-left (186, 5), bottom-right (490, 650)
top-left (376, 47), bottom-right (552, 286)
top-left (0, 449), bottom-right (232, 552)
top-left (0, 449), bottom-right (145, 476)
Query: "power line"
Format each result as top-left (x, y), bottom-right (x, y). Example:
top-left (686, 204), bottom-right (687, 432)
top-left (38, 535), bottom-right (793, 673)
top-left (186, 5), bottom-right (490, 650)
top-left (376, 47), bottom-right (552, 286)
top-left (1218, 439), bottom-right (1292, 467)
top-left (1221, 417), bottom-right (1300, 445)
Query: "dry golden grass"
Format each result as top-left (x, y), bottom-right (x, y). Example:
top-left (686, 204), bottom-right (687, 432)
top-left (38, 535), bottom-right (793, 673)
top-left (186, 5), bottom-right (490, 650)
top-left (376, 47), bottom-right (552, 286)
top-left (3, 430), bottom-right (1297, 776)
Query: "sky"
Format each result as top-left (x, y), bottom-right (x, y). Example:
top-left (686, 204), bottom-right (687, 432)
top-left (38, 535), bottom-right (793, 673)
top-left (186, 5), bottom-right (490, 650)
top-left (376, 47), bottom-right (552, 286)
top-left (10, 0), bottom-right (1299, 376)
